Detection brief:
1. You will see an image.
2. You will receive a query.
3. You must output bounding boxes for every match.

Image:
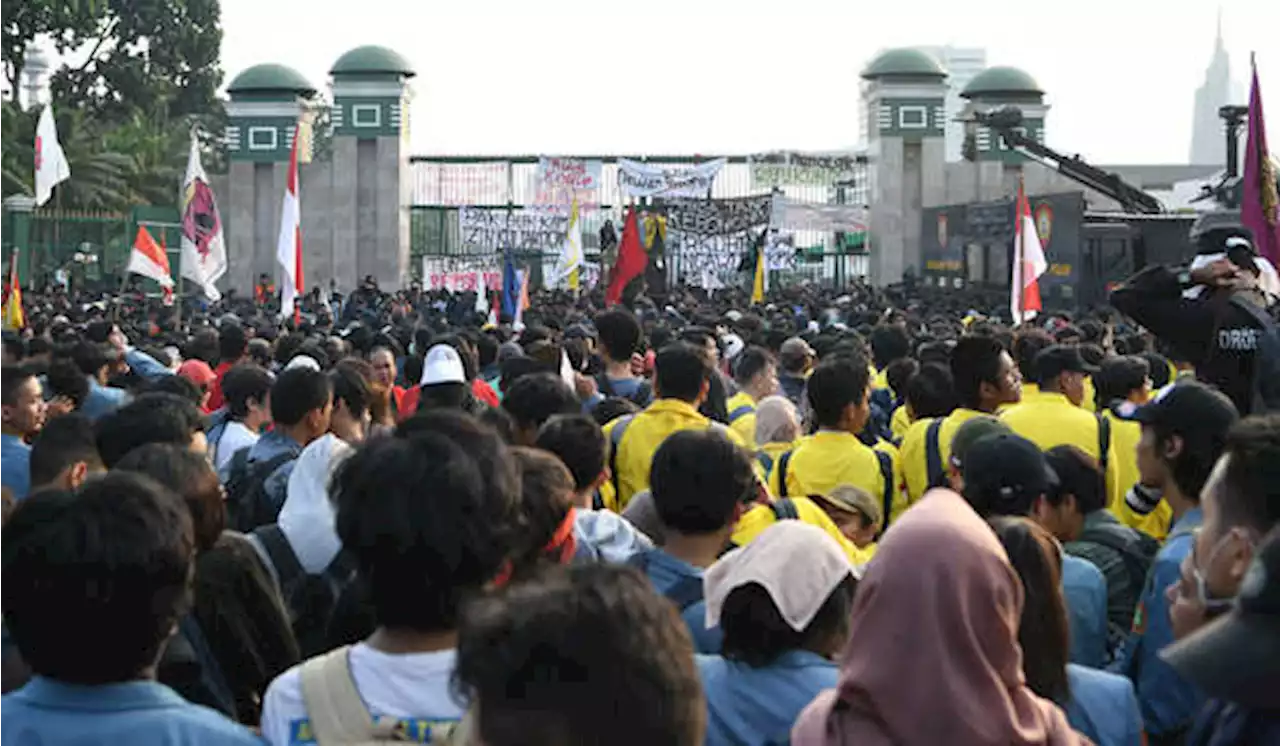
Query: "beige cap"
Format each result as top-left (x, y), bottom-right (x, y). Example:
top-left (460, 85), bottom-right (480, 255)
top-left (819, 484), bottom-right (882, 530)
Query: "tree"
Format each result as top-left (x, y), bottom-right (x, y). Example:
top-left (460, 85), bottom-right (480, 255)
top-left (2, 101), bottom-right (134, 209)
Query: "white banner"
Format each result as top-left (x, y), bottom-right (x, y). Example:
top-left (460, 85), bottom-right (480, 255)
top-left (420, 258), bottom-right (502, 292)
top-left (765, 233), bottom-right (798, 271)
top-left (770, 197), bottom-right (869, 233)
top-left (458, 207), bottom-right (571, 253)
top-left (534, 157), bottom-right (602, 207)
top-left (749, 152), bottom-right (861, 188)
top-left (618, 158), bottom-right (726, 198)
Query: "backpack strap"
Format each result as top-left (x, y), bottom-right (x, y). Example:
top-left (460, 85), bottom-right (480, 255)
top-left (608, 415), bottom-right (637, 501)
top-left (728, 404), bottom-right (754, 423)
top-left (924, 418), bottom-right (946, 489)
top-left (1096, 412), bottom-right (1112, 474)
top-left (248, 524), bottom-right (306, 595)
top-left (756, 450), bottom-right (775, 476)
top-left (595, 372), bottom-right (616, 398)
top-left (874, 449), bottom-right (894, 533)
top-left (299, 646), bottom-right (402, 743)
top-left (770, 497), bottom-right (800, 521)
top-left (776, 451), bottom-right (793, 498)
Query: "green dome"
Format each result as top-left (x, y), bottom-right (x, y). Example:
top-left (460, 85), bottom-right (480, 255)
top-left (226, 63), bottom-right (315, 95)
top-left (861, 48), bottom-right (946, 80)
top-left (330, 45), bottom-right (415, 78)
top-left (961, 66), bottom-right (1043, 99)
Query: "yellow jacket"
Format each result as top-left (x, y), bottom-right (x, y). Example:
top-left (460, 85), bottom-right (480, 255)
top-left (726, 391), bottom-right (758, 446)
top-left (890, 405), bottom-right (912, 442)
top-left (732, 495), bottom-right (875, 566)
top-left (899, 408), bottom-right (991, 503)
top-left (1000, 391), bottom-right (1123, 506)
top-left (1101, 410), bottom-right (1171, 541)
top-left (603, 398), bottom-right (748, 511)
top-left (766, 430), bottom-right (907, 525)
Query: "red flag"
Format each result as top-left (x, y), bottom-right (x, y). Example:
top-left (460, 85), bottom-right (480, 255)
top-left (127, 226), bottom-right (174, 288)
top-left (1242, 54), bottom-right (1279, 267)
top-left (277, 129), bottom-right (303, 322)
top-left (606, 208), bottom-right (646, 307)
top-left (1011, 177), bottom-right (1047, 324)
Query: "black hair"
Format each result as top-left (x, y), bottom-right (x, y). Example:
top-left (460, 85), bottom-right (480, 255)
top-left (806, 357), bottom-right (871, 429)
top-left (510, 447), bottom-right (575, 575)
top-left (84, 320), bottom-right (114, 344)
top-left (269, 367), bottom-right (332, 427)
top-left (950, 336), bottom-right (1007, 410)
top-left (1078, 344), bottom-right (1105, 368)
top-left (884, 357), bottom-right (919, 401)
top-left (1044, 445), bottom-right (1106, 514)
top-left (1012, 329), bottom-right (1054, 381)
top-left (732, 346), bottom-right (775, 387)
top-left (478, 405), bottom-right (517, 444)
top-left (502, 373), bottom-right (580, 435)
top-left (536, 414), bottom-right (606, 493)
top-left (650, 429), bottom-right (753, 534)
top-left (71, 342), bottom-right (110, 377)
top-left (720, 577), bottom-right (857, 668)
top-left (29, 413), bottom-right (100, 488)
top-left (247, 338), bottom-right (274, 368)
top-left (453, 563), bottom-right (705, 746)
top-left (116, 443), bottom-right (224, 553)
top-left (417, 381), bottom-right (475, 413)
top-left (330, 361), bottom-right (372, 421)
top-left (869, 324), bottom-right (910, 370)
top-left (44, 357), bottom-right (89, 408)
top-left (340, 410), bottom-right (519, 632)
top-left (1140, 352), bottom-right (1173, 389)
top-left (1217, 415), bottom-right (1280, 535)
top-left (222, 364), bottom-right (274, 420)
top-left (218, 323), bottom-right (248, 363)
top-left (1150, 384), bottom-right (1237, 502)
top-left (2, 472), bottom-right (193, 684)
top-left (905, 362), bottom-right (957, 419)
top-left (1, 364), bottom-right (37, 407)
top-left (1093, 356), bottom-right (1150, 409)
top-left (591, 396), bottom-right (639, 428)
top-left (595, 309), bottom-right (643, 363)
top-left (146, 375), bottom-right (204, 406)
top-left (1053, 325), bottom-right (1083, 344)
top-left (95, 393), bottom-right (205, 468)
top-left (654, 343), bottom-right (710, 403)
top-left (475, 333), bottom-right (499, 368)
top-left (1079, 319), bottom-right (1107, 346)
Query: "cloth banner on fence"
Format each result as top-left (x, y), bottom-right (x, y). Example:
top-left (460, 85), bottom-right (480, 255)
top-left (412, 162), bottom-right (508, 206)
top-left (618, 158), bottom-right (726, 198)
top-left (534, 157), bottom-right (602, 208)
top-left (421, 257), bottom-right (502, 292)
top-left (769, 197), bottom-right (870, 233)
top-left (765, 232), bottom-right (798, 271)
top-left (749, 152), bottom-right (861, 188)
top-left (667, 195), bottom-right (774, 289)
top-left (458, 207), bottom-right (571, 253)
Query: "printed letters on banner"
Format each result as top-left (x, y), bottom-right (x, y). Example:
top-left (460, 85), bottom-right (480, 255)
top-left (769, 197), bottom-right (870, 233)
top-left (765, 233), bottom-right (798, 271)
top-left (412, 162), bottom-right (509, 206)
top-left (617, 158), bottom-right (726, 198)
top-left (458, 207), bottom-right (570, 253)
top-left (666, 194), bottom-right (774, 235)
top-left (666, 195), bottom-right (773, 289)
top-left (534, 157), bottom-right (602, 207)
top-left (749, 152), bottom-right (861, 188)
top-left (421, 257), bottom-right (502, 292)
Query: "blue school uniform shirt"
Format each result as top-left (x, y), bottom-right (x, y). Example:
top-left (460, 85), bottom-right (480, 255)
top-left (1062, 553), bottom-right (1110, 668)
top-left (636, 548), bottom-right (722, 653)
top-left (1, 433), bottom-right (31, 500)
top-left (697, 650), bottom-right (839, 746)
top-left (2, 677), bottom-right (263, 746)
top-left (1064, 663), bottom-right (1144, 746)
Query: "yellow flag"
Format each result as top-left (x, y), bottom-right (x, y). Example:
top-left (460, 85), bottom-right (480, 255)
top-left (751, 244), bottom-right (765, 304)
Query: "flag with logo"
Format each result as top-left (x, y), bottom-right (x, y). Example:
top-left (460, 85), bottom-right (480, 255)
top-left (1242, 54), bottom-right (1279, 267)
top-left (34, 104), bottom-right (71, 207)
top-left (2, 250), bottom-right (24, 330)
top-left (277, 124), bottom-right (304, 321)
top-left (179, 131), bottom-right (227, 301)
top-left (1011, 177), bottom-right (1047, 324)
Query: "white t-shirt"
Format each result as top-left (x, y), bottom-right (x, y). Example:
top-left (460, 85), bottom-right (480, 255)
top-left (214, 421), bottom-right (259, 475)
top-left (260, 643), bottom-right (464, 746)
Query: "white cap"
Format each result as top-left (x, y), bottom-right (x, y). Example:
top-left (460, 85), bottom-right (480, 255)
top-left (421, 344), bottom-right (466, 386)
top-left (285, 354), bottom-right (321, 372)
top-left (720, 333), bottom-right (745, 362)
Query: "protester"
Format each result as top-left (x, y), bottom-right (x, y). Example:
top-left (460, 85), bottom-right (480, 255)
top-left (208, 363), bottom-right (273, 477)
top-left (1, 365), bottom-right (46, 500)
top-left (94, 392), bottom-right (208, 468)
top-left (777, 337), bottom-right (814, 407)
top-left (1093, 354), bottom-right (1166, 539)
top-left (501, 372), bottom-right (580, 446)
top-left (593, 308), bottom-right (652, 407)
top-left (26, 412), bottom-right (103, 492)
top-left (505, 447), bottom-right (578, 579)
top-left (752, 394), bottom-right (801, 475)
top-left (725, 346), bottom-right (779, 445)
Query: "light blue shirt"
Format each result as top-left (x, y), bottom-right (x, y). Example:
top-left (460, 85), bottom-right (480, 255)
top-left (1063, 553), bottom-right (1110, 668)
top-left (1065, 663), bottom-right (1144, 746)
top-left (1116, 507), bottom-right (1205, 737)
top-left (2, 677), bottom-right (263, 745)
top-left (697, 650), bottom-right (839, 746)
top-left (1, 433), bottom-right (31, 500)
top-left (79, 378), bottom-right (129, 421)
top-left (637, 549), bottom-right (722, 653)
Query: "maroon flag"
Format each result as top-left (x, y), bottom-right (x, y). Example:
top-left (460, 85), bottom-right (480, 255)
top-left (1242, 54), bottom-right (1279, 266)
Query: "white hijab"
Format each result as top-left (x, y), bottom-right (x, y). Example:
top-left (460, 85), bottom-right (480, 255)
top-left (278, 434), bottom-right (353, 573)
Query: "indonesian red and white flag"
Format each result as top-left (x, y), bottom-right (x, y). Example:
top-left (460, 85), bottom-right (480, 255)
top-left (1011, 178), bottom-right (1047, 324)
top-left (128, 225), bottom-right (174, 291)
top-left (34, 104), bottom-right (70, 207)
top-left (276, 126), bottom-right (304, 321)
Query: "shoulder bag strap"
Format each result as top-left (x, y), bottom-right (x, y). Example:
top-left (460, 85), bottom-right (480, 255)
top-left (925, 418), bottom-right (945, 488)
top-left (1096, 412), bottom-right (1112, 474)
top-left (776, 451), bottom-right (792, 498)
top-left (874, 449), bottom-right (894, 533)
top-left (299, 646), bottom-right (398, 744)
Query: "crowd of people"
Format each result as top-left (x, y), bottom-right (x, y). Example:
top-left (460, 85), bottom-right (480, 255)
top-left (1, 232), bottom-right (1278, 746)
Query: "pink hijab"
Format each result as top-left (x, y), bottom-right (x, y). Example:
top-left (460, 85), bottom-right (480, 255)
top-left (791, 489), bottom-right (1093, 746)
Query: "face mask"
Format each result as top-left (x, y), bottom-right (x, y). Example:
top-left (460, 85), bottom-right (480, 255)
top-left (1189, 529), bottom-right (1248, 611)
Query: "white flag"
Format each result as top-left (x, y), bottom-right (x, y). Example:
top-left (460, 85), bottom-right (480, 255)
top-left (277, 130), bottom-right (302, 320)
top-left (34, 105), bottom-right (70, 206)
top-left (475, 268), bottom-right (489, 314)
top-left (179, 133), bottom-right (228, 301)
top-left (551, 198), bottom-right (584, 290)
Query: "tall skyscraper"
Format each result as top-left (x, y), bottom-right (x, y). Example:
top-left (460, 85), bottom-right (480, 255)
top-left (860, 46), bottom-right (987, 162)
top-left (1189, 13), bottom-right (1233, 165)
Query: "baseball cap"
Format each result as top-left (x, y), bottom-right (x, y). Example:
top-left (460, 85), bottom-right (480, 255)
top-left (284, 354), bottom-right (321, 372)
top-left (177, 359), bottom-right (216, 387)
top-left (961, 434), bottom-right (1058, 516)
top-left (420, 344), bottom-right (466, 386)
top-left (704, 521), bottom-right (855, 632)
top-left (720, 333), bottom-right (745, 362)
top-left (1160, 527), bottom-right (1280, 710)
top-left (1033, 345), bottom-right (1097, 383)
top-left (819, 485), bottom-right (882, 531)
top-left (1132, 380), bottom-right (1239, 436)
top-left (949, 416), bottom-right (1014, 470)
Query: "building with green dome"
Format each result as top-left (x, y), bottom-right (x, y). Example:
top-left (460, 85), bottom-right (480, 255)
top-left (225, 63), bottom-right (316, 163)
top-left (961, 65), bottom-right (1048, 163)
top-left (329, 45), bottom-right (416, 138)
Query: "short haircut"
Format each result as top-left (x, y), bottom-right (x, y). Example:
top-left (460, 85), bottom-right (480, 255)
top-left (1012, 330), bottom-right (1054, 381)
top-left (218, 323), bottom-right (248, 362)
top-left (330, 360), bottom-right (372, 420)
top-left (591, 397), bottom-right (639, 428)
top-left (1044, 445), bottom-right (1106, 514)
top-left (732, 346), bottom-right (775, 386)
top-left (1141, 352), bottom-right (1173, 389)
top-left (71, 342), bottom-right (111, 377)
top-left (650, 429), bottom-right (753, 534)
top-left (502, 373), bottom-right (580, 432)
top-left (2, 472), bottom-right (193, 684)
top-left (950, 336), bottom-right (1007, 410)
top-left (884, 357), bottom-right (920, 400)
top-left (146, 375), bottom-right (204, 406)
top-left (116, 443), bottom-right (225, 553)
top-left (1217, 415), bottom-right (1280, 535)
top-left (95, 393), bottom-right (205, 468)
top-left (654, 344), bottom-right (710, 403)
top-left (454, 563), bottom-right (705, 746)
top-left (595, 309), bottom-right (643, 363)
top-left (44, 357), bottom-right (90, 407)
top-left (1, 364), bottom-right (37, 406)
top-left (510, 447), bottom-right (575, 572)
top-left (84, 320), bottom-right (114, 344)
top-left (269, 367), bottom-right (332, 427)
top-left (535, 415), bottom-right (606, 493)
top-left (1053, 324), bottom-right (1083, 343)
top-left (905, 362), bottom-right (957, 419)
top-left (29, 413), bottom-right (101, 488)
top-left (720, 577), bottom-right (856, 668)
top-left (338, 410), bottom-right (519, 632)
top-left (869, 324), bottom-right (910, 369)
top-left (806, 357), bottom-right (870, 429)
top-left (989, 517), bottom-right (1070, 702)
top-left (221, 364), bottom-right (274, 419)
top-left (1094, 356), bottom-right (1150, 408)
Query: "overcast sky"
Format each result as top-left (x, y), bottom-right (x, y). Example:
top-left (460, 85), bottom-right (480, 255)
top-left (221, 0), bottom-right (1279, 165)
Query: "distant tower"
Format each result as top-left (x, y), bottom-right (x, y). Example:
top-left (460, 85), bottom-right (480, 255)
top-left (1189, 11), bottom-right (1232, 165)
top-left (21, 45), bottom-right (52, 111)
top-left (915, 46), bottom-right (988, 161)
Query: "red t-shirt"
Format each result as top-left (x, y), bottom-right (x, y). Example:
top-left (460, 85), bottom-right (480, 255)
top-left (204, 361), bottom-right (236, 413)
top-left (396, 379), bottom-right (499, 421)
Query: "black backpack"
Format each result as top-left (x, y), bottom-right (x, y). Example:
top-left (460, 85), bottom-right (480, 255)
top-left (248, 524), bottom-right (358, 659)
top-left (225, 450), bottom-right (295, 533)
top-left (1078, 523), bottom-right (1160, 601)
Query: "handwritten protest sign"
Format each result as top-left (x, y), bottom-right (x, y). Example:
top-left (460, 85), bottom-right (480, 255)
top-left (618, 158), bottom-right (726, 198)
top-left (534, 157), bottom-right (602, 208)
top-left (421, 257), bottom-right (502, 292)
top-left (667, 195), bottom-right (773, 289)
top-left (412, 162), bottom-right (509, 205)
top-left (765, 232), bottom-right (798, 271)
top-left (458, 208), bottom-right (571, 253)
